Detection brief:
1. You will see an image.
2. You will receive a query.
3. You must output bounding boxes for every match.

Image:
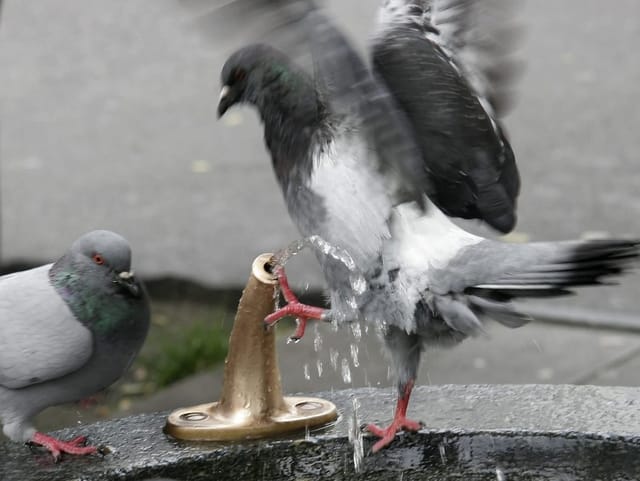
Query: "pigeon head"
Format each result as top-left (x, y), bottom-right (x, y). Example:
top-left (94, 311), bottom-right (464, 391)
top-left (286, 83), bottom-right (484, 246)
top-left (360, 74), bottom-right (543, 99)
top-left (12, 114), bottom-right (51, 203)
top-left (218, 43), bottom-right (312, 118)
top-left (61, 230), bottom-right (141, 298)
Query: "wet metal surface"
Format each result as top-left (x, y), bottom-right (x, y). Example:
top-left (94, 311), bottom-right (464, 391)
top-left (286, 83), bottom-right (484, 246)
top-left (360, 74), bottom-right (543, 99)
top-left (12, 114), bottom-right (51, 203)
top-left (2, 385), bottom-right (640, 480)
top-left (165, 254), bottom-right (337, 441)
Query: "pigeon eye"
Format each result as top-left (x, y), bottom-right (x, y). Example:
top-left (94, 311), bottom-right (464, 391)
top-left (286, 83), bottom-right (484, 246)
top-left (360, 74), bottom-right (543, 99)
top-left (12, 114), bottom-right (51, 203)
top-left (234, 68), bottom-right (246, 82)
top-left (92, 254), bottom-right (105, 265)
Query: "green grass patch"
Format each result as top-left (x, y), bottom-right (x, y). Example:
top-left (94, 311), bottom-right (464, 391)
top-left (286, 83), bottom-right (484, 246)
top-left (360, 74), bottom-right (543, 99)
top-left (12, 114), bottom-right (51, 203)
top-left (150, 319), bottom-right (229, 387)
top-left (135, 298), bottom-right (235, 390)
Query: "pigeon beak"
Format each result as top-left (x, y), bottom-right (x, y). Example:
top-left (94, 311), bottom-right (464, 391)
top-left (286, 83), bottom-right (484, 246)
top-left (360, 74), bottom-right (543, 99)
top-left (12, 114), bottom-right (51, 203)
top-left (217, 85), bottom-right (231, 118)
top-left (114, 270), bottom-right (140, 297)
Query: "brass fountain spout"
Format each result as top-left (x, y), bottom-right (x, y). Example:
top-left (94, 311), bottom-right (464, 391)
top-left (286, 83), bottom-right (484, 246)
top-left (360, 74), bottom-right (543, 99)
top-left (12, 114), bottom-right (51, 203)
top-left (165, 253), bottom-right (337, 440)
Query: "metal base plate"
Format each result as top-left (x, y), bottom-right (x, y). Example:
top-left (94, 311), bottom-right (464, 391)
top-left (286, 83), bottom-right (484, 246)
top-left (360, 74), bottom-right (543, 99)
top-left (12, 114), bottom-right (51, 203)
top-left (164, 396), bottom-right (338, 441)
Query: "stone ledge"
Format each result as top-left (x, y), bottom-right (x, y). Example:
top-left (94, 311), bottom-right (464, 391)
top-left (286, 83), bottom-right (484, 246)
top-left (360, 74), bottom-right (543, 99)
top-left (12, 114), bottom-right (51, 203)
top-left (2, 384), bottom-right (640, 481)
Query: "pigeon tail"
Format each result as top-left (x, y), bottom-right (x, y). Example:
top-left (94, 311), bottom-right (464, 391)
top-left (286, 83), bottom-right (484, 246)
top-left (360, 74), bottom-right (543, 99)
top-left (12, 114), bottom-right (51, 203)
top-left (429, 239), bottom-right (639, 335)
top-left (469, 239), bottom-right (640, 299)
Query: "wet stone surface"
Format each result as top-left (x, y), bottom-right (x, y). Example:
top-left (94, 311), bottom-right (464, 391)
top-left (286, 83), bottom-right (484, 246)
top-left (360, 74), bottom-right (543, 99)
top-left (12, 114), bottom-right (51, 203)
top-left (2, 385), bottom-right (640, 480)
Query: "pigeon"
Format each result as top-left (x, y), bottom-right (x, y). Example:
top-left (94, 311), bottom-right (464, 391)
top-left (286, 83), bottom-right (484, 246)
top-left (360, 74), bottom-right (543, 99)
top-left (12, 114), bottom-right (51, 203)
top-left (215, 1), bottom-right (639, 452)
top-left (0, 230), bottom-right (150, 460)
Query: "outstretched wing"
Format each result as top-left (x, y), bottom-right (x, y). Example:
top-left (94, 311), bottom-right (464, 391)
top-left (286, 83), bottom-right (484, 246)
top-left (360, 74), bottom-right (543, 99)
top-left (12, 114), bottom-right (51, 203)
top-left (180, 0), bottom-right (434, 207)
top-left (372, 0), bottom-right (523, 232)
top-left (0, 265), bottom-right (93, 389)
top-left (302, 6), bottom-right (434, 208)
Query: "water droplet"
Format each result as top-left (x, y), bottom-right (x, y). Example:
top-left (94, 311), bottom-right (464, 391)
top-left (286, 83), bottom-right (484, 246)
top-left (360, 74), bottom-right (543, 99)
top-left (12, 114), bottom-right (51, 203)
top-left (330, 348), bottom-right (339, 371)
top-left (350, 321), bottom-right (362, 341)
top-left (341, 358), bottom-right (352, 384)
top-left (348, 397), bottom-right (364, 473)
top-left (316, 360), bottom-right (324, 377)
top-left (349, 273), bottom-right (367, 295)
top-left (303, 363), bottom-right (310, 381)
top-left (313, 325), bottom-right (323, 352)
top-left (531, 338), bottom-right (543, 353)
top-left (439, 443), bottom-right (446, 465)
top-left (331, 318), bottom-right (340, 332)
top-left (496, 467), bottom-right (506, 481)
top-left (350, 343), bottom-right (360, 368)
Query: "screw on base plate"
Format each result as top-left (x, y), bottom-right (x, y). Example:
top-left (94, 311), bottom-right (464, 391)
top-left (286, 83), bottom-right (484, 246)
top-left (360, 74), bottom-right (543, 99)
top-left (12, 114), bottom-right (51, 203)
top-left (164, 253), bottom-right (337, 441)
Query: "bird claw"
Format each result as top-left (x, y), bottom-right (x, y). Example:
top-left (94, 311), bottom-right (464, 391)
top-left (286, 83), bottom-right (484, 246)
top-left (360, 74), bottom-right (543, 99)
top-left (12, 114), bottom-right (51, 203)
top-left (265, 266), bottom-right (325, 342)
top-left (30, 432), bottom-right (98, 461)
top-left (366, 417), bottom-right (423, 453)
top-left (286, 317), bottom-right (308, 343)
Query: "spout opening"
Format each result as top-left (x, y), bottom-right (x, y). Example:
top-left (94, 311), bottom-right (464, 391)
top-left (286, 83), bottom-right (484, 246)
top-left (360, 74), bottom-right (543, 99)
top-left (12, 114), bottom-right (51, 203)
top-left (252, 253), bottom-right (277, 285)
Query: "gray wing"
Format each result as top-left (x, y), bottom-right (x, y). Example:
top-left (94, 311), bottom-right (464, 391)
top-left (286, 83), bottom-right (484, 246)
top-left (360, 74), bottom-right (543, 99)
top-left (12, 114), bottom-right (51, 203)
top-left (0, 265), bottom-right (93, 389)
top-left (371, 0), bottom-right (522, 232)
top-left (304, 8), bottom-right (434, 208)
top-left (176, 0), bottom-right (315, 60)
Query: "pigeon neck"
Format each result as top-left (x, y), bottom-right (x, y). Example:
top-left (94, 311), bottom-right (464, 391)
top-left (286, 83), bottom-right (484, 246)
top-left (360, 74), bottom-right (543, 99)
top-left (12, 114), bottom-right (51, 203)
top-left (255, 69), bottom-right (325, 185)
top-left (49, 255), bottom-right (133, 339)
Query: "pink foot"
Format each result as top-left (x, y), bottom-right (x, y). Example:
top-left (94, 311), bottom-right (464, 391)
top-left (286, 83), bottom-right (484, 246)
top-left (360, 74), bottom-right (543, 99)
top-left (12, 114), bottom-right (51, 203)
top-left (77, 394), bottom-right (102, 409)
top-left (366, 379), bottom-right (422, 452)
top-left (265, 266), bottom-right (326, 341)
top-left (31, 432), bottom-right (97, 461)
top-left (366, 416), bottom-right (422, 453)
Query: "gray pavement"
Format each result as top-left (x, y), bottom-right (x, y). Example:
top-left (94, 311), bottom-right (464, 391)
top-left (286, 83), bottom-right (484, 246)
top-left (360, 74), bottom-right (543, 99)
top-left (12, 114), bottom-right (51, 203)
top-left (0, 0), bottom-right (639, 313)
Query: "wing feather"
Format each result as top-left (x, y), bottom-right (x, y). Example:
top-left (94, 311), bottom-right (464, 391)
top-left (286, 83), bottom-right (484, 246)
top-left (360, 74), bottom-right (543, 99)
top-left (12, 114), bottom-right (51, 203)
top-left (371, 0), bottom-right (523, 232)
top-left (0, 265), bottom-right (93, 389)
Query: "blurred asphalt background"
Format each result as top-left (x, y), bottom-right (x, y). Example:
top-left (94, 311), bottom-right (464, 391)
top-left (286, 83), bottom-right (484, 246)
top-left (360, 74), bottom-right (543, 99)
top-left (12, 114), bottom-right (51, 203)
top-left (1, 0), bottom-right (640, 424)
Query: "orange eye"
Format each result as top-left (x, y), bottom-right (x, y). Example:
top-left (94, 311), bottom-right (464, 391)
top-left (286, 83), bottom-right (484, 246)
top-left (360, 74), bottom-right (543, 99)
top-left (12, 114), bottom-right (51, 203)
top-left (234, 69), bottom-right (246, 82)
top-left (92, 254), bottom-right (105, 265)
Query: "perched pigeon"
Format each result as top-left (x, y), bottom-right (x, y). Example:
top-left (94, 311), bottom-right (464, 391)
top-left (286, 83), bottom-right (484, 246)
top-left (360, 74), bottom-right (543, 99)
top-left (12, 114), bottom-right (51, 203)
top-left (0, 230), bottom-right (150, 460)
top-left (215, 1), bottom-right (639, 452)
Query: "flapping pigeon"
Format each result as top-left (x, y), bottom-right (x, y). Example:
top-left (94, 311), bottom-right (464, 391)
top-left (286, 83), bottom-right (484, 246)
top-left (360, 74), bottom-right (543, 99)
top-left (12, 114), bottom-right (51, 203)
top-left (214, 1), bottom-right (639, 452)
top-left (0, 230), bottom-right (150, 460)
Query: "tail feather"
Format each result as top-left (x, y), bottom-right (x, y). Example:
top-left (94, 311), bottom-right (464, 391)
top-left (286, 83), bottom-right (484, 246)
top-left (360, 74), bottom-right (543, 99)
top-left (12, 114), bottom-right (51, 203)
top-left (466, 295), bottom-right (532, 328)
top-left (469, 239), bottom-right (639, 299)
top-left (433, 239), bottom-right (638, 336)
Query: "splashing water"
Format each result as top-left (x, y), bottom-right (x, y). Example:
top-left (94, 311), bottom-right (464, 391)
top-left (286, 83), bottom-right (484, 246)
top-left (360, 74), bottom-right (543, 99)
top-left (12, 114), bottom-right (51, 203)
top-left (439, 443), bottom-right (447, 465)
top-left (313, 325), bottom-right (323, 352)
top-left (341, 358), bottom-right (352, 384)
top-left (303, 363), bottom-right (310, 381)
top-left (330, 348), bottom-right (339, 371)
top-left (330, 318), bottom-right (340, 332)
top-left (316, 360), bottom-right (324, 377)
top-left (272, 235), bottom-right (367, 310)
top-left (350, 321), bottom-right (362, 341)
top-left (348, 397), bottom-right (364, 473)
top-left (350, 343), bottom-right (360, 368)
top-left (496, 467), bottom-right (506, 481)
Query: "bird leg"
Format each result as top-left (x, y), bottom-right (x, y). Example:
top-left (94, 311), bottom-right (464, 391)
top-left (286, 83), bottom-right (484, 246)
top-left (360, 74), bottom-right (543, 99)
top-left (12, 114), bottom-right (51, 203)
top-left (30, 432), bottom-right (97, 461)
top-left (264, 266), bottom-right (327, 342)
top-left (366, 379), bottom-right (422, 452)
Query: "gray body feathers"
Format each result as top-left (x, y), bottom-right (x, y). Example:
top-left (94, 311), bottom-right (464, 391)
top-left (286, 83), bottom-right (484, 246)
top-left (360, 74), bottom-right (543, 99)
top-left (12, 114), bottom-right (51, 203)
top-left (0, 231), bottom-right (150, 443)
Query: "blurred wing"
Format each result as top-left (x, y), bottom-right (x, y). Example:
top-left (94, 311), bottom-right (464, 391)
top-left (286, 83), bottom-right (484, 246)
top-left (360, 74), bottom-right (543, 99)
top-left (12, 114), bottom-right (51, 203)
top-left (176, 0), bottom-right (318, 62)
top-left (0, 265), bottom-right (93, 389)
top-left (372, 0), bottom-right (523, 232)
top-left (303, 6), bottom-right (434, 207)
